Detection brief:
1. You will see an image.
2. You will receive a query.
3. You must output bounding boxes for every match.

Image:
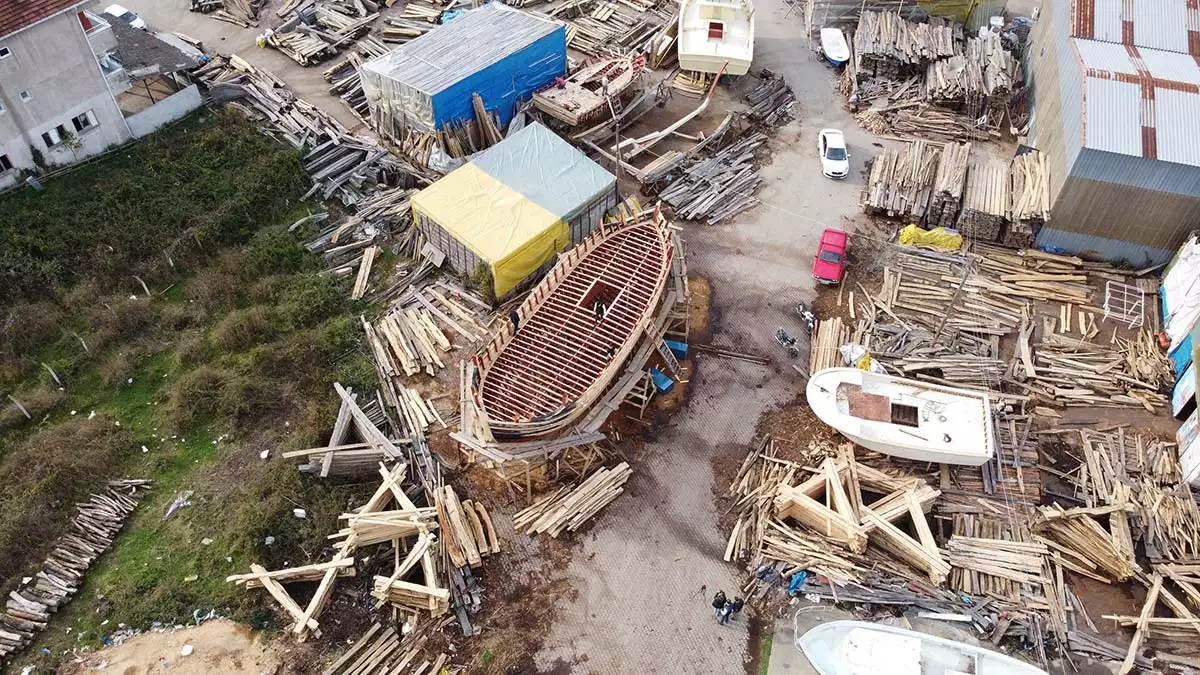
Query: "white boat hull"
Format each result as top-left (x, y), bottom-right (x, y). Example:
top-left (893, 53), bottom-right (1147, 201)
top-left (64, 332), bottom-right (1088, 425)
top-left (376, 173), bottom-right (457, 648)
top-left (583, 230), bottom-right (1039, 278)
top-left (677, 0), bottom-right (755, 76)
top-left (806, 367), bottom-right (995, 466)
top-left (819, 28), bottom-right (849, 65)
top-left (798, 621), bottom-right (1048, 675)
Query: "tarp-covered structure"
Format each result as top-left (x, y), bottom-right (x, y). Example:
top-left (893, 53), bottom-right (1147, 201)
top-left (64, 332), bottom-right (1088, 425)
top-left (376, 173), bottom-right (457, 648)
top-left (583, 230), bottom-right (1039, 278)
top-left (360, 3), bottom-right (566, 133)
top-left (412, 123), bottom-right (618, 299)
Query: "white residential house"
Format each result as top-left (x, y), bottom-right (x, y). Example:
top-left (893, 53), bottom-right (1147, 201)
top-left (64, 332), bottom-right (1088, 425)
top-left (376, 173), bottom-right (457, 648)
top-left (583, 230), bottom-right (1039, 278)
top-left (0, 0), bottom-right (135, 190)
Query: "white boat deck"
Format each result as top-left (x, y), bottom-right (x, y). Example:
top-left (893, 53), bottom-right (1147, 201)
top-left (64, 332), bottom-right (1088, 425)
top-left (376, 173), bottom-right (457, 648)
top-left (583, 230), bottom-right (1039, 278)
top-left (807, 368), bottom-right (994, 465)
top-left (678, 0), bottom-right (754, 75)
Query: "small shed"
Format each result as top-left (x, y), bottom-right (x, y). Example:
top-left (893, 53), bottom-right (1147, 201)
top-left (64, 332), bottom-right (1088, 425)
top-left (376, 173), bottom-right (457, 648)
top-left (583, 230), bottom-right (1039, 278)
top-left (411, 123), bottom-right (618, 299)
top-left (360, 4), bottom-right (566, 133)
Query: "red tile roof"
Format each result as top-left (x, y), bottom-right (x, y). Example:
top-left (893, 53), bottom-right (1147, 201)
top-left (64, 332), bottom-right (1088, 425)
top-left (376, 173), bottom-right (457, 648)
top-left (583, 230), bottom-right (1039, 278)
top-left (0, 0), bottom-right (84, 38)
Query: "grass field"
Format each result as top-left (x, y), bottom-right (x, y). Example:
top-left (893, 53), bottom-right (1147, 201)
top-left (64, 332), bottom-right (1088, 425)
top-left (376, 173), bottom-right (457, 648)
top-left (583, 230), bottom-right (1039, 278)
top-left (0, 110), bottom-right (381, 670)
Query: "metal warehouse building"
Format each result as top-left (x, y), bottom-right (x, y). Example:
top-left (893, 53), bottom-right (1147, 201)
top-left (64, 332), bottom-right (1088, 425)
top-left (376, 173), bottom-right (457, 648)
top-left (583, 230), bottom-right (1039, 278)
top-left (1028, 0), bottom-right (1200, 266)
top-left (360, 4), bottom-right (566, 134)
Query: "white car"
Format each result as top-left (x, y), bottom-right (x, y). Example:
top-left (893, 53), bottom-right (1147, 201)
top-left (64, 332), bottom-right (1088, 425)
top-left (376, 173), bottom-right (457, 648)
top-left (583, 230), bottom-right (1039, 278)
top-left (818, 129), bottom-right (849, 179)
top-left (104, 4), bottom-right (147, 30)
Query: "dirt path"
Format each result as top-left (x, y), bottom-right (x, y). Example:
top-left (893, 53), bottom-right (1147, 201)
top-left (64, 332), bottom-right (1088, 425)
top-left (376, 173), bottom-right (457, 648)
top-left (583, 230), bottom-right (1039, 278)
top-left (59, 620), bottom-right (281, 674)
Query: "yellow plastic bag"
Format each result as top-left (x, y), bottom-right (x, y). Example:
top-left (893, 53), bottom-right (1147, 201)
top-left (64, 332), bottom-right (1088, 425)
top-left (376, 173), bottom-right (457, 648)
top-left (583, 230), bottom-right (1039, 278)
top-left (898, 224), bottom-right (963, 251)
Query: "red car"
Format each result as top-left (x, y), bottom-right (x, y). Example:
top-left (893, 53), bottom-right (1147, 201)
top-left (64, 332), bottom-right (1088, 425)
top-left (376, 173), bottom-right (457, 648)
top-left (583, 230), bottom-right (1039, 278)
top-left (812, 228), bottom-right (847, 285)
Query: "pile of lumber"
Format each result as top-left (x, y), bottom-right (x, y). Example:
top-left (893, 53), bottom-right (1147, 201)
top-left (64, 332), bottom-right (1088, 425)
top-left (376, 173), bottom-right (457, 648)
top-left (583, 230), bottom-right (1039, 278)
top-left (925, 142), bottom-right (970, 229)
top-left (957, 158), bottom-right (1008, 241)
top-left (556, 2), bottom-right (674, 58)
top-left (322, 619), bottom-right (450, 675)
top-left (1020, 326), bottom-right (1171, 410)
top-left (808, 316), bottom-right (850, 374)
top-left (512, 463), bottom-right (632, 537)
top-left (853, 11), bottom-right (958, 79)
top-left (945, 514), bottom-right (1049, 600)
top-left (435, 485), bottom-right (500, 570)
top-left (267, 0), bottom-right (380, 65)
top-left (305, 187), bottom-right (423, 277)
top-left (1033, 504), bottom-right (1138, 582)
top-left (197, 0), bottom-right (263, 26)
top-left (858, 105), bottom-right (995, 142)
top-left (744, 70), bottom-right (796, 126)
top-left (862, 140), bottom-right (943, 219)
top-left (925, 32), bottom-right (1015, 117)
top-left (193, 55), bottom-right (426, 205)
top-left (1007, 151), bottom-right (1050, 246)
top-left (378, 16), bottom-right (436, 43)
top-left (232, 462), bottom-right (453, 639)
top-left (657, 128), bottom-right (767, 224)
top-left (282, 383), bottom-right (404, 477)
top-left (0, 480), bottom-right (151, 659)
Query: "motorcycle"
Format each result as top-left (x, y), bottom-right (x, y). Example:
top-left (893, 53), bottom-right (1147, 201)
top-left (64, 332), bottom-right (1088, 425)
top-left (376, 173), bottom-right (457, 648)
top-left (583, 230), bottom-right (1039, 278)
top-left (774, 327), bottom-right (799, 359)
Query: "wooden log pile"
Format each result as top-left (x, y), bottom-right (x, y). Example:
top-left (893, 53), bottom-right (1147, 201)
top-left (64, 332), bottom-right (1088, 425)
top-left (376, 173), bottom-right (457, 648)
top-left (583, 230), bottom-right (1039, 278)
top-left (925, 142), bottom-right (970, 229)
top-left (267, 0), bottom-right (380, 66)
top-left (862, 140), bottom-right (943, 220)
top-left (744, 70), bottom-right (796, 126)
top-left (657, 128), bottom-right (768, 224)
top-left (195, 0), bottom-right (263, 26)
top-left (1033, 504), bottom-right (1139, 582)
top-left (853, 11), bottom-right (958, 80)
top-left (957, 158), bottom-right (1008, 241)
top-left (192, 55), bottom-right (426, 206)
top-left (555, 1), bottom-right (674, 58)
top-left (1006, 150), bottom-right (1050, 247)
top-left (808, 316), bottom-right (850, 374)
top-left (0, 480), bottom-right (151, 659)
top-left (857, 105), bottom-right (995, 142)
top-left (378, 17), bottom-right (435, 43)
top-left (924, 31), bottom-right (1015, 118)
top-left (512, 463), bottom-right (632, 537)
top-left (946, 514), bottom-right (1049, 601)
top-left (321, 619), bottom-right (451, 675)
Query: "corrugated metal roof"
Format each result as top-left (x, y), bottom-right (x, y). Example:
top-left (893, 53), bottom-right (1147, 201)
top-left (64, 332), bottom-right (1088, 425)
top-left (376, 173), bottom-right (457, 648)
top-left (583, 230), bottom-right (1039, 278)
top-left (1083, 77), bottom-right (1143, 157)
top-left (1070, 0), bottom-right (1194, 53)
top-left (0, 0), bottom-right (83, 37)
top-left (1140, 49), bottom-right (1200, 84)
top-left (1155, 88), bottom-right (1200, 166)
top-left (1074, 39), bottom-right (1136, 74)
top-left (361, 4), bottom-right (561, 95)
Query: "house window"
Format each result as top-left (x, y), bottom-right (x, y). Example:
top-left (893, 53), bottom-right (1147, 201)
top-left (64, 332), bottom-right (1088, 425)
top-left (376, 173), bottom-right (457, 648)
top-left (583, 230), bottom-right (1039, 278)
top-left (708, 21), bottom-right (724, 39)
top-left (19, 90), bottom-right (32, 102)
top-left (0, 154), bottom-right (12, 172)
top-left (41, 126), bottom-right (64, 148)
top-left (0, 46), bottom-right (12, 59)
top-left (72, 110), bottom-right (98, 133)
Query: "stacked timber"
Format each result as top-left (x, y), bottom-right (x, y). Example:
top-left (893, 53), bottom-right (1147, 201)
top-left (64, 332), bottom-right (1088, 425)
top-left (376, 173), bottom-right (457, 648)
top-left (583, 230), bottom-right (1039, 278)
top-left (1033, 505), bottom-right (1138, 582)
top-left (808, 316), bottom-right (850, 374)
top-left (744, 70), bottom-right (796, 126)
top-left (945, 514), bottom-right (1049, 600)
top-left (858, 105), bottom-right (994, 142)
top-left (557, 2), bottom-right (674, 58)
top-left (512, 463), bottom-right (633, 537)
top-left (658, 129), bottom-right (767, 224)
top-left (281, 384), bottom-right (406, 477)
top-left (957, 159), bottom-right (1008, 241)
top-left (0, 480), bottom-right (151, 659)
top-left (925, 142), bottom-right (970, 229)
top-left (378, 17), bottom-right (436, 43)
top-left (322, 620), bottom-right (451, 675)
top-left (925, 32), bottom-right (1015, 118)
top-left (1006, 151), bottom-right (1050, 247)
top-left (853, 11), bottom-right (958, 80)
top-left (192, 55), bottom-right (427, 205)
top-left (862, 140), bottom-right (943, 220)
top-left (1022, 328), bottom-right (1171, 410)
top-left (435, 486), bottom-right (500, 569)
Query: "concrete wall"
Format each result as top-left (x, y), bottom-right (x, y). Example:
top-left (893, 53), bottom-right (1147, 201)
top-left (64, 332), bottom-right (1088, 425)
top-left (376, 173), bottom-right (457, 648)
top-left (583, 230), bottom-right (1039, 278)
top-left (127, 84), bottom-right (202, 138)
top-left (0, 10), bottom-right (130, 175)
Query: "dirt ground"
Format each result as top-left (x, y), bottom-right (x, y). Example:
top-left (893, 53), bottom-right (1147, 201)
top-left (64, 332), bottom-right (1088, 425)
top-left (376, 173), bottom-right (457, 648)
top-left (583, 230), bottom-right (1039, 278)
top-left (60, 620), bottom-right (282, 675)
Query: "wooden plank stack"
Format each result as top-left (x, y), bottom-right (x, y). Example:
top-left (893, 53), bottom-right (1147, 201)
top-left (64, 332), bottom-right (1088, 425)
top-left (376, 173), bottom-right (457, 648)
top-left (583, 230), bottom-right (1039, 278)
top-left (0, 480), bottom-right (151, 659)
top-left (862, 140), bottom-right (943, 220)
top-left (925, 142), bottom-right (970, 229)
top-left (853, 11), bottom-right (958, 80)
top-left (946, 514), bottom-right (1049, 601)
top-left (657, 128), bottom-right (768, 224)
top-left (1006, 151), bottom-right (1050, 247)
top-left (322, 619), bottom-right (451, 675)
top-left (957, 158), bottom-right (1008, 241)
top-left (808, 316), bottom-right (850, 374)
top-left (512, 463), bottom-right (633, 537)
top-left (192, 55), bottom-right (427, 206)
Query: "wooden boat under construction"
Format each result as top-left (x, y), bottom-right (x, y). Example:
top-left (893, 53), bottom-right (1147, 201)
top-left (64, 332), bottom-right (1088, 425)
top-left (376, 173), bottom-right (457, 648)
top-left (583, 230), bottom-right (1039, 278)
top-left (466, 208), bottom-right (675, 440)
top-left (532, 54), bottom-right (646, 126)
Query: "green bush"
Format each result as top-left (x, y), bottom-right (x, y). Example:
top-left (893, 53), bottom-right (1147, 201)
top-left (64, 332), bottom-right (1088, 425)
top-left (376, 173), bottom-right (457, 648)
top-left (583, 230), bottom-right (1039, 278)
top-left (0, 111), bottom-right (308, 300)
top-left (0, 419), bottom-right (134, 579)
top-left (242, 227), bottom-right (315, 278)
top-left (276, 275), bottom-right (343, 328)
top-left (210, 306), bottom-right (274, 352)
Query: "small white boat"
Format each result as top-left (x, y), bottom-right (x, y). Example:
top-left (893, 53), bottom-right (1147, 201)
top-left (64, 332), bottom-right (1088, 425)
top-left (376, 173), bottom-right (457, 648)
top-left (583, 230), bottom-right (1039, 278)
top-left (820, 27), bottom-right (849, 66)
top-left (806, 368), bottom-right (995, 466)
top-left (798, 621), bottom-right (1048, 675)
top-left (677, 0), bottom-right (755, 76)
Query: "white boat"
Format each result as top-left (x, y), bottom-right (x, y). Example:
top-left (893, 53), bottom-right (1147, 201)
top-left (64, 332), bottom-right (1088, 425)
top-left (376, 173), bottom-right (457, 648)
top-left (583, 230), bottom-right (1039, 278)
top-left (798, 621), bottom-right (1048, 675)
top-left (677, 0), bottom-right (755, 76)
top-left (820, 27), bottom-right (849, 66)
top-left (806, 368), bottom-right (996, 466)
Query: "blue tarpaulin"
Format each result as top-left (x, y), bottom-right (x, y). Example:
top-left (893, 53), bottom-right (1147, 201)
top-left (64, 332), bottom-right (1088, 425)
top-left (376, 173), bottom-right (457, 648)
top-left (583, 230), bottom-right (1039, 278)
top-left (361, 4), bottom-right (566, 131)
top-left (650, 367), bottom-right (674, 393)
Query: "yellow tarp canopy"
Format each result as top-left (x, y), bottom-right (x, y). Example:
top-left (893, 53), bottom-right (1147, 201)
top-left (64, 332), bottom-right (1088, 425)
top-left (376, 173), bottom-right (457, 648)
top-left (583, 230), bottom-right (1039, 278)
top-left (412, 163), bottom-right (568, 297)
top-left (898, 224), bottom-right (963, 252)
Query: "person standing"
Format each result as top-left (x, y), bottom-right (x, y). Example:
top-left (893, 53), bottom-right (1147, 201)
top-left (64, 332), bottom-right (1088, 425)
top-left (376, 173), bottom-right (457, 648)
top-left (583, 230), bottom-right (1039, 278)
top-left (730, 596), bottom-right (745, 619)
top-left (711, 590), bottom-right (727, 619)
top-left (719, 601), bottom-right (733, 625)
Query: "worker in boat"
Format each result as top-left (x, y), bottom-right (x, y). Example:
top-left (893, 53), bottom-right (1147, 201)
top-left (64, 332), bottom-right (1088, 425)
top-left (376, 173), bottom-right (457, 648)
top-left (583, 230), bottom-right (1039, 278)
top-left (593, 299), bottom-right (607, 321)
top-left (605, 345), bottom-right (616, 363)
top-left (509, 309), bottom-right (520, 331)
